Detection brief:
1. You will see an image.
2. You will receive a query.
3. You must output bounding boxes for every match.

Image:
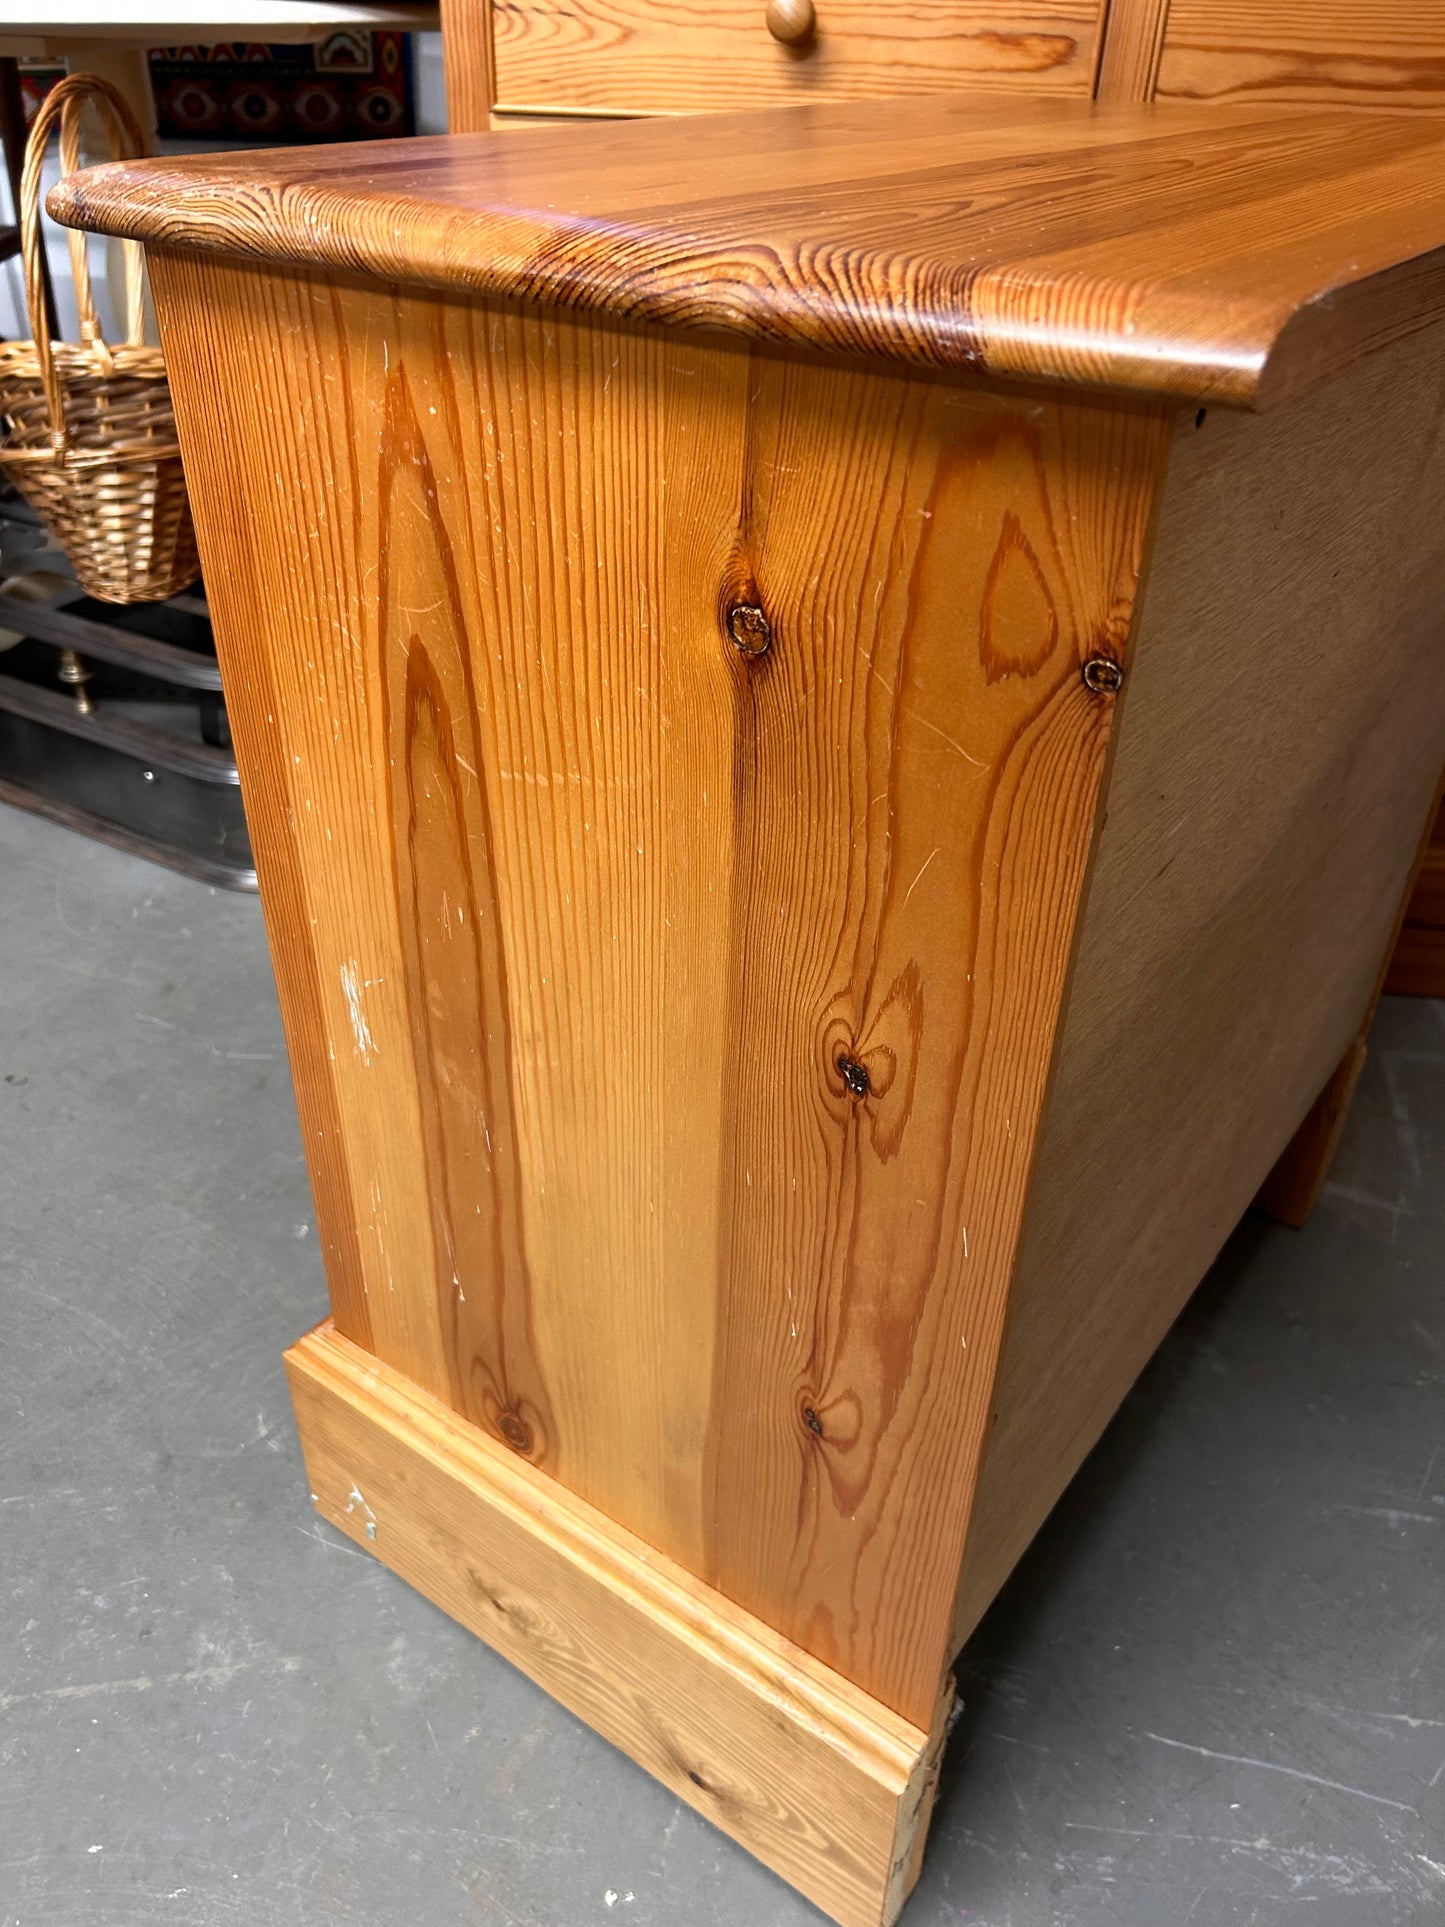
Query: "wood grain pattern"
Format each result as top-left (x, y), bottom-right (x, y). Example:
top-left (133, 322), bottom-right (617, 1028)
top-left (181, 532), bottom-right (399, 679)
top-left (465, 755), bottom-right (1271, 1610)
top-left (286, 1319), bottom-right (953, 1927)
top-left (143, 244), bottom-right (1167, 1723)
top-left (50, 96), bottom-right (1445, 410)
top-left (439, 0), bottom-right (497, 133)
top-left (67, 80), bottom-right (1445, 1922)
top-left (486, 0), bottom-right (1105, 118)
top-left (1152, 2), bottom-right (1445, 114)
top-left (952, 318), bottom-right (1445, 1646)
top-left (1094, 0), bottom-right (1170, 103)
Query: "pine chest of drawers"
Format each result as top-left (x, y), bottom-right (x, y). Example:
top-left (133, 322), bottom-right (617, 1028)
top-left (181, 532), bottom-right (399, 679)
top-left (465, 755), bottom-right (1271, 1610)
top-left (478, 0), bottom-right (1107, 118)
top-left (56, 94), bottom-right (1445, 1926)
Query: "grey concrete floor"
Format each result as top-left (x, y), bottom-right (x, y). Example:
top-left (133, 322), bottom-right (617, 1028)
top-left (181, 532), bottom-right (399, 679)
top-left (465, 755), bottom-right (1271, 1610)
top-left (1, 799), bottom-right (1442, 1927)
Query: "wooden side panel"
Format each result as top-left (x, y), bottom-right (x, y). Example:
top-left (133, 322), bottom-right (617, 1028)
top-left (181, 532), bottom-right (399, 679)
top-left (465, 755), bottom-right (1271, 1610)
top-left (286, 1320), bottom-right (948, 1927)
top-left (695, 378), bottom-right (1167, 1719)
top-left (489, 0), bottom-right (1106, 118)
top-left (152, 254), bottom-right (755, 1512)
top-left (954, 321), bottom-right (1445, 1646)
top-left (150, 248), bottom-right (1167, 1723)
top-left (1152, 2), bottom-right (1445, 112)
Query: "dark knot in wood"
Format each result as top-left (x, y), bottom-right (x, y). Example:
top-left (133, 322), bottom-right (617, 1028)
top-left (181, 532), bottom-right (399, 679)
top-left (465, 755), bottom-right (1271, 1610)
top-left (727, 602), bottom-right (773, 657)
top-left (1082, 656), bottom-right (1124, 695)
top-left (836, 1053), bottom-right (871, 1097)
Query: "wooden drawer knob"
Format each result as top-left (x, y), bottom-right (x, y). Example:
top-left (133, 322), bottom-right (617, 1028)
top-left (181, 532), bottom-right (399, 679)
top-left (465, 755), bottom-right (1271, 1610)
top-left (766, 0), bottom-right (817, 47)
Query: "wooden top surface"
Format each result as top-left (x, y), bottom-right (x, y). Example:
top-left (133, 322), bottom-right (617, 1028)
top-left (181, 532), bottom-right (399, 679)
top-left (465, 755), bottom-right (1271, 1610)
top-left (50, 94), bottom-right (1445, 408)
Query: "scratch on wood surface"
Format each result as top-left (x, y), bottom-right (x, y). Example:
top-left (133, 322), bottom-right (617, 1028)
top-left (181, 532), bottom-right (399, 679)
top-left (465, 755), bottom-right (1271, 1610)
top-left (903, 701), bottom-right (986, 767)
top-left (904, 848), bottom-right (940, 905)
top-left (345, 1483), bottom-right (379, 1540)
top-left (339, 961), bottom-right (376, 1062)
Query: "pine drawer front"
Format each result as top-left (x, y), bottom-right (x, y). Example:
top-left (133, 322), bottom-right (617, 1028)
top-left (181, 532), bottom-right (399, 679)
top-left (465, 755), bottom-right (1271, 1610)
top-left (1152, 1), bottom-right (1445, 113)
top-left (489, 0), bottom-right (1106, 118)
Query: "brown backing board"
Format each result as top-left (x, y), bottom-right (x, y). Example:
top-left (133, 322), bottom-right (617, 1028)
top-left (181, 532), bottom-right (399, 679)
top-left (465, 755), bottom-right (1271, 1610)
top-left (954, 319), bottom-right (1445, 1644)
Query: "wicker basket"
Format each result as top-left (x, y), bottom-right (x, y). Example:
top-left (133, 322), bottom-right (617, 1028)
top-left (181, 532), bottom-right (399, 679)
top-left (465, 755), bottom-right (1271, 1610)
top-left (0, 74), bottom-right (198, 604)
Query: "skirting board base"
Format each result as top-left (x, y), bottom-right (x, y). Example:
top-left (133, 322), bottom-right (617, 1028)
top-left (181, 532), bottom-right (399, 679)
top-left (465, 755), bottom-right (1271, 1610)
top-left (284, 1322), bottom-right (953, 1927)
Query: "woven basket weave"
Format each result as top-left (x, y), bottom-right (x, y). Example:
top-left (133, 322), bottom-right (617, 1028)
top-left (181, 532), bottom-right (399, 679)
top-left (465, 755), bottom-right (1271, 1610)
top-left (0, 74), bottom-right (199, 604)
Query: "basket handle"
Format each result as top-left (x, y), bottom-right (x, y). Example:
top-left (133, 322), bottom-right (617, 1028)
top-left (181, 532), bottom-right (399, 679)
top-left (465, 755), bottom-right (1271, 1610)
top-left (19, 73), bottom-right (150, 457)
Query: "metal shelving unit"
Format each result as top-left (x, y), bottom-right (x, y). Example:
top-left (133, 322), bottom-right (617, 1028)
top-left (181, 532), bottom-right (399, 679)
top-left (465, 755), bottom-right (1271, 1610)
top-left (0, 497), bottom-right (255, 887)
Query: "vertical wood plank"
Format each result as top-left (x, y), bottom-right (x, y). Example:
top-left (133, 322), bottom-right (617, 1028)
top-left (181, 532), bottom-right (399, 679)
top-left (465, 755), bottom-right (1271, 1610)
top-left (371, 354), bottom-right (560, 1449)
top-left (439, 0), bottom-right (496, 132)
top-left (700, 371), bottom-right (1169, 1716)
top-left (1095, 0), bottom-right (1171, 102)
top-left (417, 299), bottom-right (747, 1562)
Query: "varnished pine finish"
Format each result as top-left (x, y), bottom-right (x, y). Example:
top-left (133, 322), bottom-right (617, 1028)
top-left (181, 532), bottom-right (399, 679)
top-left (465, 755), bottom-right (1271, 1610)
top-left (50, 97), bottom-right (1445, 410)
top-left (1151, 2), bottom-right (1445, 113)
top-left (438, 0), bottom-right (498, 137)
top-left (57, 99), bottom-right (1445, 1924)
top-left (1093, 0), bottom-right (1169, 103)
top-left (141, 244), bottom-right (1168, 1723)
top-left (483, 0), bottom-right (1104, 121)
top-left (766, 0), bottom-right (818, 48)
top-left (287, 1320), bottom-right (951, 1927)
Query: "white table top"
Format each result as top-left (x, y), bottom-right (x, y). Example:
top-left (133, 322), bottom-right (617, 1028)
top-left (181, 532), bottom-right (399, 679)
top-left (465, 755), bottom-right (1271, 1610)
top-left (2, 2), bottom-right (438, 42)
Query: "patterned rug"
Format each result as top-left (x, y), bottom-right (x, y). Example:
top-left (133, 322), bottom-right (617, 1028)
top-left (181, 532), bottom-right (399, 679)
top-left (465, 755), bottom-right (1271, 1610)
top-left (148, 32), bottom-right (414, 144)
